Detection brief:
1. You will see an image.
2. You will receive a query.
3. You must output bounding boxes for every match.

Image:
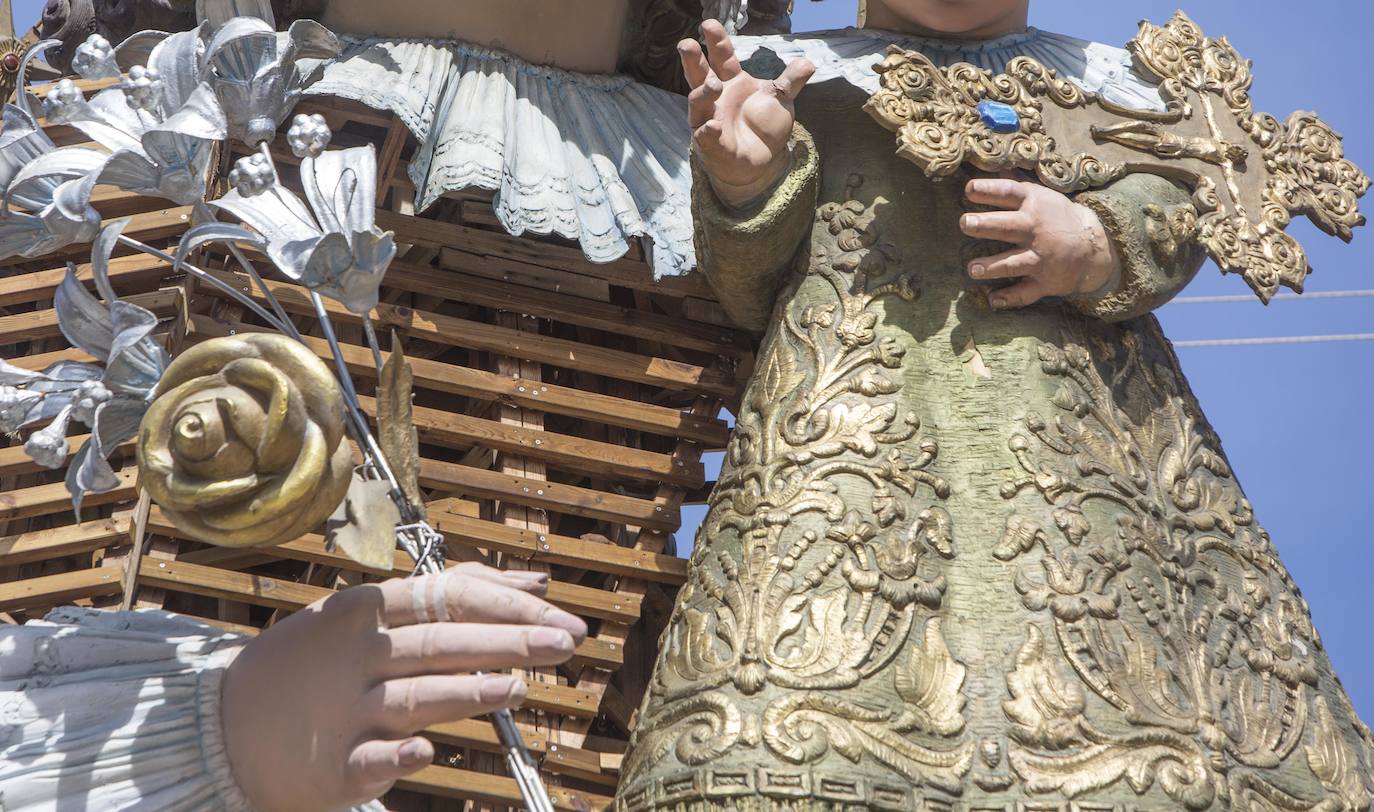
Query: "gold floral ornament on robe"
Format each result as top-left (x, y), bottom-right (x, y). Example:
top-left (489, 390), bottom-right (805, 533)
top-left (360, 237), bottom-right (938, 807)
top-left (137, 333), bottom-right (354, 548)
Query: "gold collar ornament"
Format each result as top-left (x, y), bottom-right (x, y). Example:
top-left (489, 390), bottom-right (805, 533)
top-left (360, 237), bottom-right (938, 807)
top-left (864, 11), bottom-right (1370, 302)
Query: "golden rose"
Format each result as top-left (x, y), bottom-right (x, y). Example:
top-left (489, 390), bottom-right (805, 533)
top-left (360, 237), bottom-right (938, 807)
top-left (137, 333), bottom-right (353, 548)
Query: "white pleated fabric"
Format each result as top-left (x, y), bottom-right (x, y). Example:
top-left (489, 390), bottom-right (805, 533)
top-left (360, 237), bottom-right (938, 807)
top-left (307, 38), bottom-right (697, 277)
top-left (731, 26), bottom-right (1168, 112)
top-left (0, 607), bottom-right (382, 812)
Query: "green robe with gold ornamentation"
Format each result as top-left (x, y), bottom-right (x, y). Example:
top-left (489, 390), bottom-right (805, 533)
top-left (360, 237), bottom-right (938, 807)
top-left (618, 27), bottom-right (1374, 812)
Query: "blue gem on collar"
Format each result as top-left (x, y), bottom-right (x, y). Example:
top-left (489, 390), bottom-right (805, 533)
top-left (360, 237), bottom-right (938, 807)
top-left (977, 100), bottom-right (1021, 134)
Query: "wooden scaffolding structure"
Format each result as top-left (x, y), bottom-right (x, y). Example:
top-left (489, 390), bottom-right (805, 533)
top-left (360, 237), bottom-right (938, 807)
top-left (0, 78), bottom-right (747, 810)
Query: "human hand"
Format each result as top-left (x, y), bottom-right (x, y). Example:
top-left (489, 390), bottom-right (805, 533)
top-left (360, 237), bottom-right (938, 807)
top-left (962, 179), bottom-right (1122, 310)
top-left (219, 563), bottom-right (588, 812)
top-left (679, 19), bottom-right (814, 208)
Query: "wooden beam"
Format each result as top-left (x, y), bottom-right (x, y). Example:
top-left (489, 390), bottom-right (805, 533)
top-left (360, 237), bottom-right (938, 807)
top-left (435, 510), bottom-right (687, 585)
top-left (0, 518), bottom-right (129, 567)
top-left (0, 568), bottom-right (121, 612)
top-left (0, 253), bottom-right (169, 308)
top-left (200, 270), bottom-right (735, 397)
top-left (355, 395), bottom-right (704, 489)
top-left (419, 458), bottom-right (678, 531)
top-left (0, 470), bottom-right (138, 522)
top-left (0, 288), bottom-right (179, 345)
top-left (395, 764), bottom-right (611, 811)
top-left (187, 316), bottom-right (731, 447)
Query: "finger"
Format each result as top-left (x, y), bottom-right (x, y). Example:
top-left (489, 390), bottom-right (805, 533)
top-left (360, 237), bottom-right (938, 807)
top-left (448, 561), bottom-right (549, 595)
top-left (688, 74), bottom-right (723, 129)
top-left (382, 572), bottom-right (586, 642)
top-left (677, 38), bottom-right (710, 89)
top-left (968, 247), bottom-right (1040, 280)
top-left (364, 673), bottom-right (527, 735)
top-left (989, 279), bottom-right (1045, 310)
top-left (960, 210), bottom-right (1034, 244)
top-left (379, 623), bottom-right (576, 679)
top-left (965, 178), bottom-right (1031, 209)
top-left (693, 119), bottom-right (727, 159)
top-left (701, 19), bottom-right (742, 80)
top-left (768, 57), bottom-right (816, 102)
top-left (346, 737), bottom-right (433, 798)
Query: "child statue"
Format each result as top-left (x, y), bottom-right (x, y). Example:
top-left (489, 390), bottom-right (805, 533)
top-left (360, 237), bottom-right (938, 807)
top-left (618, 2), bottom-right (1374, 810)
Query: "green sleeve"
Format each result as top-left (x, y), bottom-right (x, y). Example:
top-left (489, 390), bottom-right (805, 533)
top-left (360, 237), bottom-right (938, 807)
top-left (1067, 172), bottom-right (1208, 322)
top-left (692, 125), bottom-right (820, 332)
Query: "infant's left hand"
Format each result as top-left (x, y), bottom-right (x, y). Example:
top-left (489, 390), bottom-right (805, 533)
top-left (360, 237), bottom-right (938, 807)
top-left (961, 179), bottom-right (1121, 310)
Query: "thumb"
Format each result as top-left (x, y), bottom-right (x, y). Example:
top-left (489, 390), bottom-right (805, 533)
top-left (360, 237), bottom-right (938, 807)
top-left (346, 736), bottom-right (434, 797)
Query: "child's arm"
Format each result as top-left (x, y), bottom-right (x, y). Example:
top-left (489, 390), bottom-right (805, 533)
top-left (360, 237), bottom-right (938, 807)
top-left (692, 124), bottom-right (819, 331)
top-left (1068, 173), bottom-right (1207, 321)
top-left (960, 175), bottom-right (1205, 320)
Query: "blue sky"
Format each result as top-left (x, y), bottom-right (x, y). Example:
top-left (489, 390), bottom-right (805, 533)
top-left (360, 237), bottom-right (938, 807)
top-left (12, 0), bottom-right (1370, 715)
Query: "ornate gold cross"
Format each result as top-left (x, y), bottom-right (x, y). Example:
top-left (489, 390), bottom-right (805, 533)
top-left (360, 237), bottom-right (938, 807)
top-left (864, 11), bottom-right (1370, 302)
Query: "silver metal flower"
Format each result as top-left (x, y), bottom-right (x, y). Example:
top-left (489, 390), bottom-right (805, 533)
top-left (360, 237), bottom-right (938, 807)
top-left (287, 113), bottom-right (331, 159)
top-left (229, 152), bottom-right (275, 196)
top-left (71, 34), bottom-right (121, 81)
top-left (185, 145), bottom-right (396, 314)
top-left (0, 101), bottom-right (105, 259)
top-left (42, 32), bottom-right (229, 207)
top-left (1, 221), bottom-right (169, 513)
top-left (199, 0), bottom-right (340, 145)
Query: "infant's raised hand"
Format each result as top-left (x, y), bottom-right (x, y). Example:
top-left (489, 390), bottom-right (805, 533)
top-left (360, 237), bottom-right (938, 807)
top-left (679, 20), bottom-right (814, 208)
top-left (961, 179), bottom-right (1122, 310)
top-left (219, 563), bottom-right (587, 812)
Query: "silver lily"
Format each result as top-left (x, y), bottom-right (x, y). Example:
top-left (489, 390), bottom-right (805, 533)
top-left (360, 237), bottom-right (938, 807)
top-left (185, 144), bottom-right (396, 314)
top-left (44, 32), bottom-right (228, 206)
top-left (198, 0), bottom-right (339, 145)
top-left (0, 45), bottom-right (105, 260)
top-left (2, 221), bottom-right (170, 513)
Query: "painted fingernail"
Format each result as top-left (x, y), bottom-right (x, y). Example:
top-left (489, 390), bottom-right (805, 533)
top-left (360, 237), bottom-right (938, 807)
top-left (481, 675), bottom-right (526, 705)
top-left (501, 570), bottom-right (549, 586)
top-left (970, 263), bottom-right (985, 278)
top-left (530, 626), bottom-right (574, 654)
top-left (964, 215), bottom-right (979, 229)
top-left (990, 296), bottom-right (1006, 309)
top-left (399, 739), bottom-right (430, 765)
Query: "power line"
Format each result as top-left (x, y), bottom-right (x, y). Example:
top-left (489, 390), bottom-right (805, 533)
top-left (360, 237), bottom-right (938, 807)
top-left (1169, 289), bottom-right (1374, 305)
top-left (1174, 333), bottom-right (1374, 348)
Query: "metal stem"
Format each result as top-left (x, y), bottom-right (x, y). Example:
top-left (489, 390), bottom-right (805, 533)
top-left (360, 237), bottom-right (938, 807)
top-left (193, 200), bottom-right (302, 341)
top-left (116, 235), bottom-right (290, 334)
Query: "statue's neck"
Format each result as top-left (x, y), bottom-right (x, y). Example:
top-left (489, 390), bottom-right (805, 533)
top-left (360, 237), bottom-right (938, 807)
top-left (861, 1), bottom-right (1030, 41)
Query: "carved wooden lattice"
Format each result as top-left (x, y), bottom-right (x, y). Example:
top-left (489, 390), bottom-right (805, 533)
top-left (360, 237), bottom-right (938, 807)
top-left (0, 80), bottom-right (743, 811)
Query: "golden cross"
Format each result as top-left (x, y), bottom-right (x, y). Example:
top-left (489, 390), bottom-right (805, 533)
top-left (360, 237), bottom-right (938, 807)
top-left (864, 11), bottom-right (1370, 303)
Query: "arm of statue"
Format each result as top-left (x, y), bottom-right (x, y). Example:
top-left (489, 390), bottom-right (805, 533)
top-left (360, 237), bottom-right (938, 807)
top-left (0, 564), bottom-right (586, 812)
top-left (959, 175), bottom-right (1204, 321)
top-left (692, 125), bottom-right (819, 331)
top-left (680, 20), bottom-right (818, 331)
top-left (1067, 173), bottom-right (1207, 321)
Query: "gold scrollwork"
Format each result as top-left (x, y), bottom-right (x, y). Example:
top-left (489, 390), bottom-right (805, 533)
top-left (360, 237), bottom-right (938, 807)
top-left (623, 176), bottom-right (972, 800)
top-left (994, 325), bottom-right (1373, 810)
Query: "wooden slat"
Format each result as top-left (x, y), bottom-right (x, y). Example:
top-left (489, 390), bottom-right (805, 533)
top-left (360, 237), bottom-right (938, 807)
top-left (419, 458), bottom-right (678, 531)
top-left (416, 253), bottom-right (748, 354)
top-left (0, 288), bottom-right (179, 345)
top-left (377, 208), bottom-right (715, 299)
top-left (395, 763), bottom-right (611, 811)
top-left (201, 270), bottom-right (735, 398)
top-left (422, 720), bottom-right (612, 785)
top-left (0, 470), bottom-right (138, 521)
top-left (356, 395), bottom-right (704, 489)
top-left (0, 568), bottom-right (122, 612)
top-left (0, 253), bottom-right (169, 308)
top-left (435, 510), bottom-right (687, 585)
top-left (187, 315), bottom-right (731, 447)
top-left (0, 517), bottom-right (129, 567)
